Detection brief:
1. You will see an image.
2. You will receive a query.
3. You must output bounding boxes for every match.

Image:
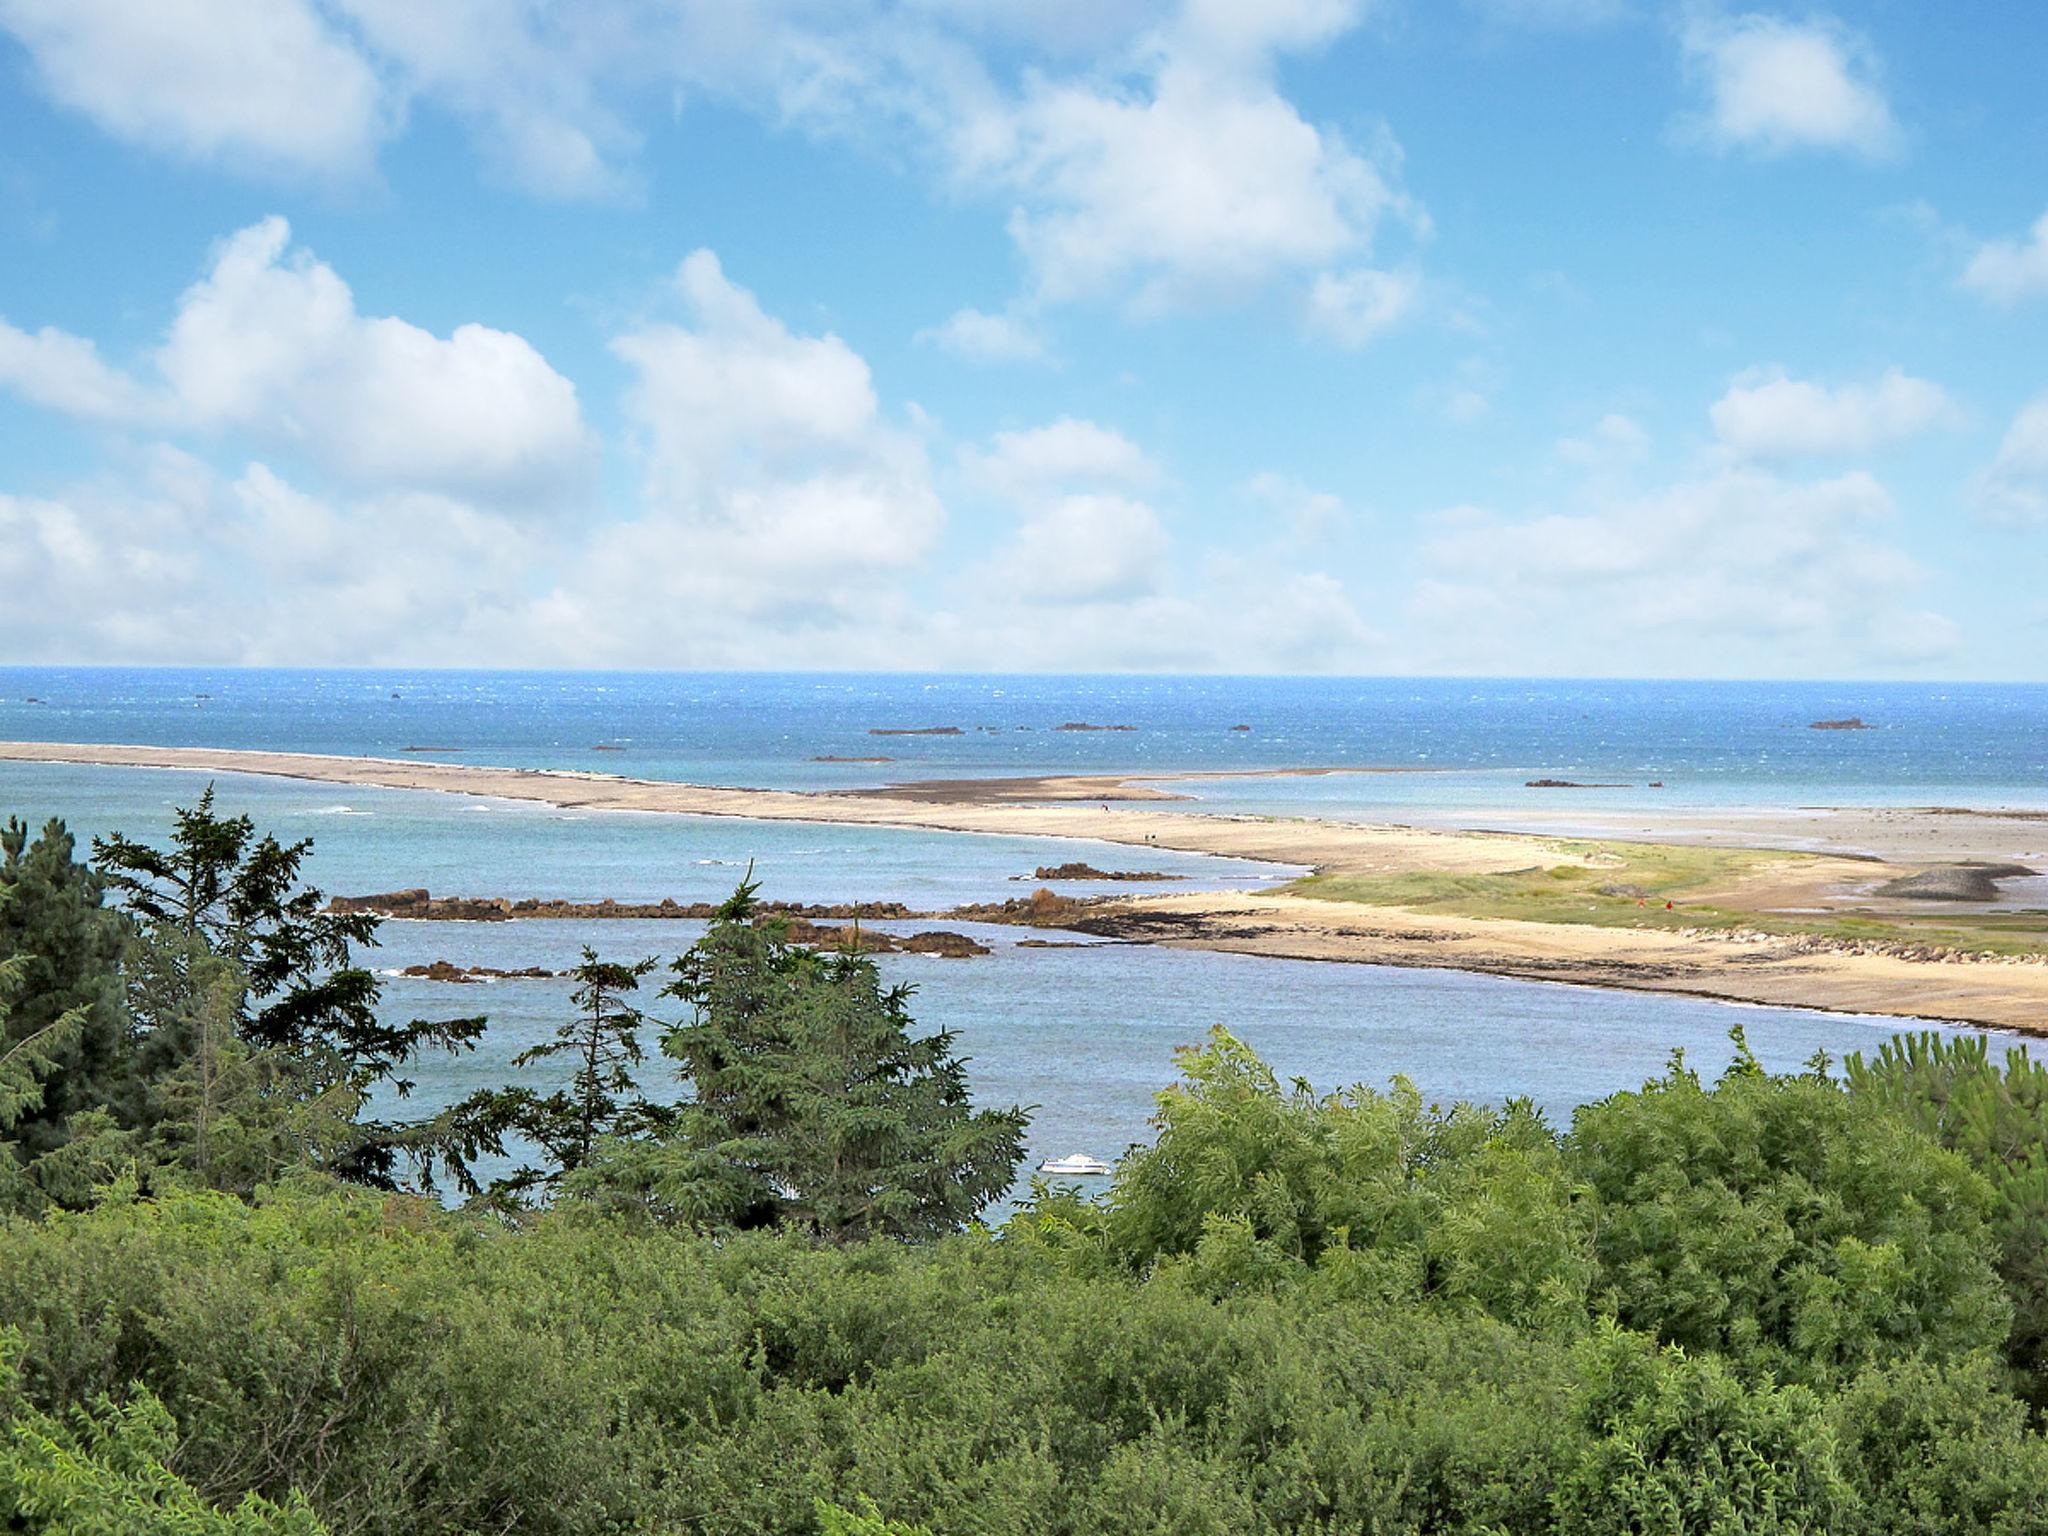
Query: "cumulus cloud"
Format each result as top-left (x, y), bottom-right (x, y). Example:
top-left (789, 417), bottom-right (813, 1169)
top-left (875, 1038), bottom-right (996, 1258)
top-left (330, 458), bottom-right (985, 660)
top-left (915, 307), bottom-right (1049, 363)
top-left (608, 249), bottom-right (945, 578)
top-left (1412, 466), bottom-right (1956, 674)
top-left (0, 0), bottom-right (390, 180)
top-left (0, 322), bottom-right (152, 420)
top-left (1679, 12), bottom-right (1898, 158)
top-left (956, 0), bottom-right (1417, 313)
top-left (0, 453), bottom-right (534, 664)
top-left (1006, 493), bottom-right (1170, 603)
top-left (1710, 368), bottom-right (1954, 460)
top-left (1960, 210), bottom-right (2048, 306)
top-left (1974, 394), bottom-right (2048, 524)
top-left (0, 217), bottom-right (590, 501)
top-left (963, 418), bottom-right (1160, 499)
top-left (963, 417), bottom-right (1170, 606)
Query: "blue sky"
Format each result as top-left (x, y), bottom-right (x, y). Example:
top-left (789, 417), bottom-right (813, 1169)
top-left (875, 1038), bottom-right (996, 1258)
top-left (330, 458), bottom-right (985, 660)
top-left (1, 0), bottom-right (2044, 676)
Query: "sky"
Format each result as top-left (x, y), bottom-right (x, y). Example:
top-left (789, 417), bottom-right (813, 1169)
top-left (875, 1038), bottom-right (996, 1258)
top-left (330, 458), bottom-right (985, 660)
top-left (0, 0), bottom-right (2044, 678)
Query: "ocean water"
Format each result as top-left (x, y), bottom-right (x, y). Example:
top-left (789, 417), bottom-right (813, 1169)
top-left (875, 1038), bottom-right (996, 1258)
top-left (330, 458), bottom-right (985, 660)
top-left (0, 668), bottom-right (2032, 1195)
top-left (4, 668), bottom-right (2046, 814)
top-left (366, 919), bottom-right (1996, 1196)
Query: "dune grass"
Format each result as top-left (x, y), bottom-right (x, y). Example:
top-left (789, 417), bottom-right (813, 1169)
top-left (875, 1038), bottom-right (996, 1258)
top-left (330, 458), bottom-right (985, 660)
top-left (1287, 839), bottom-right (2048, 957)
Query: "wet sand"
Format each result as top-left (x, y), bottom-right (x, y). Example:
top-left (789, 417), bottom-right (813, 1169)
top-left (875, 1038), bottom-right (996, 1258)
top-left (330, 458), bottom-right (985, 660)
top-left (4, 741), bottom-right (2044, 1034)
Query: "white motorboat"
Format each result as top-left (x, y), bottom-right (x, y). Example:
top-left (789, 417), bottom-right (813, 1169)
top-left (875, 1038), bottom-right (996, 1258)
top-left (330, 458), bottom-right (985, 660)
top-left (1036, 1152), bottom-right (1112, 1177)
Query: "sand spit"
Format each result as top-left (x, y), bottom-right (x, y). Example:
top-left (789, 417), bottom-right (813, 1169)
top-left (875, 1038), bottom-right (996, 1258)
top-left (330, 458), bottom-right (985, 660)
top-left (5, 740), bottom-right (2046, 1033)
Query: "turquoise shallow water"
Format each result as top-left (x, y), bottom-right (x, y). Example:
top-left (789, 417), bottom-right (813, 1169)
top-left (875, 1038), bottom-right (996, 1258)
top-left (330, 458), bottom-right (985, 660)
top-left (0, 669), bottom-right (2033, 1196)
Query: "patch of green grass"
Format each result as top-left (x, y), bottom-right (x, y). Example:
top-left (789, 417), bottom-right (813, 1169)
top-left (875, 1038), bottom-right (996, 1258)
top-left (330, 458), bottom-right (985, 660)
top-left (1286, 840), bottom-right (2048, 957)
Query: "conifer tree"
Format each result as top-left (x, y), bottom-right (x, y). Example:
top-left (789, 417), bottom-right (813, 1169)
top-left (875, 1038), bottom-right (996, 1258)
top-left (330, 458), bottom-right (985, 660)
top-left (0, 818), bottom-right (130, 1156)
top-left (577, 879), bottom-right (1027, 1241)
top-left (453, 949), bottom-right (669, 1203)
top-left (95, 789), bottom-right (486, 1187)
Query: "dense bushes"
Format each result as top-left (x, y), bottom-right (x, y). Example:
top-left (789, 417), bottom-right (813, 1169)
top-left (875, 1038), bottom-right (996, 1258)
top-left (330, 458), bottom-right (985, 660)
top-left (4, 1031), bottom-right (2047, 1534)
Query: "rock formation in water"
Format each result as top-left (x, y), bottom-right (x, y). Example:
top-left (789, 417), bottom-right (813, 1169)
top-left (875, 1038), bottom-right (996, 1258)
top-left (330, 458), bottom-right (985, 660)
top-left (1016, 863), bottom-right (1184, 882)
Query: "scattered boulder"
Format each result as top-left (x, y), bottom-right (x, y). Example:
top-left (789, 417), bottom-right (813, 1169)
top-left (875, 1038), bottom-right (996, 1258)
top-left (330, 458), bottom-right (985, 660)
top-left (869, 726), bottom-right (964, 736)
top-left (812, 755), bottom-right (896, 763)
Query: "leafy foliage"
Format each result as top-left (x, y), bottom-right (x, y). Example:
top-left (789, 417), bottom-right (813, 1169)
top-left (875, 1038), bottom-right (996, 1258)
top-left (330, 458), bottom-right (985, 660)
top-left (1, 1331), bottom-right (325, 1534)
top-left (1846, 1031), bottom-right (2048, 1399)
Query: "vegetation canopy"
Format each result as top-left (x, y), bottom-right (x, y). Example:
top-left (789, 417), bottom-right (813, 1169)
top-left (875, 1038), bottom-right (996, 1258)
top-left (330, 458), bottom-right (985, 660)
top-left (1, 797), bottom-right (2046, 1534)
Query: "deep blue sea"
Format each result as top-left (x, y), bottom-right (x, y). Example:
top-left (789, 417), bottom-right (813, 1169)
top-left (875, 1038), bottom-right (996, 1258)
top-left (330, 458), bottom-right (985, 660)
top-left (2, 668), bottom-right (2037, 1192)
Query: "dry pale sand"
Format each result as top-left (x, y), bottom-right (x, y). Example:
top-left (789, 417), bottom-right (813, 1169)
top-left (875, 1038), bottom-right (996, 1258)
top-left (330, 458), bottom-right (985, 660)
top-left (5, 741), bottom-right (2044, 1034)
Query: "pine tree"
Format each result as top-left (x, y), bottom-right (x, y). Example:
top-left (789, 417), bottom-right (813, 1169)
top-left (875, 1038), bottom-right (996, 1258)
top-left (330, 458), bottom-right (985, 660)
top-left (453, 949), bottom-right (669, 1203)
top-left (0, 818), bottom-right (130, 1158)
top-left (582, 879), bottom-right (1027, 1242)
top-left (95, 789), bottom-right (486, 1188)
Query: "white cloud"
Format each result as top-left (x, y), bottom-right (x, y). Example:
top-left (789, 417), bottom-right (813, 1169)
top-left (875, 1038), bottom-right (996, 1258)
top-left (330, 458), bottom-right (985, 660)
top-left (0, 0), bottom-right (390, 179)
top-left (1004, 493), bottom-right (1170, 603)
top-left (609, 249), bottom-right (944, 576)
top-left (960, 2), bottom-right (1416, 312)
top-left (1679, 13), bottom-right (1897, 158)
top-left (0, 322), bottom-right (151, 420)
top-left (1412, 466), bottom-right (1956, 674)
top-left (0, 452), bottom-right (535, 664)
top-left (327, 0), bottom-right (640, 199)
top-left (0, 217), bottom-right (590, 501)
top-left (1307, 266), bottom-right (1422, 347)
top-left (916, 307), bottom-right (1049, 363)
top-left (963, 418), bottom-right (1160, 499)
top-left (1960, 210), bottom-right (2048, 306)
top-left (962, 416), bottom-right (1170, 606)
top-left (1710, 368), bottom-right (1953, 459)
top-left (1974, 394), bottom-right (2048, 524)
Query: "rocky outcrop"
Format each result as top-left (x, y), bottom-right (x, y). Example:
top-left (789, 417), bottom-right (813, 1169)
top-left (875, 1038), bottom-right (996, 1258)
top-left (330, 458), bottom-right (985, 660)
top-left (868, 726), bottom-right (964, 736)
top-left (1016, 863), bottom-right (1184, 882)
top-left (1525, 779), bottom-right (1631, 789)
top-left (400, 961), bottom-right (562, 982)
top-left (1874, 864), bottom-right (2038, 902)
top-left (780, 919), bottom-right (989, 957)
top-left (1054, 722), bottom-right (1136, 732)
top-left (812, 755), bottom-right (896, 762)
top-left (1808, 718), bottom-right (1871, 730)
top-left (950, 888), bottom-right (1104, 927)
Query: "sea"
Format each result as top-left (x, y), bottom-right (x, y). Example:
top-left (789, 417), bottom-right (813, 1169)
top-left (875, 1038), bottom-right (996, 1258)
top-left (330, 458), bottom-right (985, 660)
top-left (3, 669), bottom-right (2043, 1192)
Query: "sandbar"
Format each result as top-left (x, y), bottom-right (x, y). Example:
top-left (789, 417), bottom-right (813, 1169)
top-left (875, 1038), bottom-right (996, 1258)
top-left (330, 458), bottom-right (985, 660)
top-left (3, 741), bottom-right (2044, 1035)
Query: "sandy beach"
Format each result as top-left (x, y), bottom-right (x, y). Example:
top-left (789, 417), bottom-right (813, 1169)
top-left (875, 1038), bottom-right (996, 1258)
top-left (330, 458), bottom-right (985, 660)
top-left (5, 740), bottom-right (2045, 1034)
